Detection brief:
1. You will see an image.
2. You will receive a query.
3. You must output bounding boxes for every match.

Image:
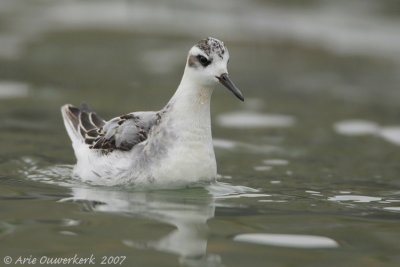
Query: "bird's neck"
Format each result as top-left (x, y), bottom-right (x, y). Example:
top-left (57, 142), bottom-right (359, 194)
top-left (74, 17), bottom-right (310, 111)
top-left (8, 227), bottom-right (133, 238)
top-left (163, 72), bottom-right (214, 138)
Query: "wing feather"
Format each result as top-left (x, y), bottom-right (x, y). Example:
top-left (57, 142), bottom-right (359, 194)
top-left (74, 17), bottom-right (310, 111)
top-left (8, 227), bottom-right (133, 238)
top-left (62, 103), bottom-right (158, 153)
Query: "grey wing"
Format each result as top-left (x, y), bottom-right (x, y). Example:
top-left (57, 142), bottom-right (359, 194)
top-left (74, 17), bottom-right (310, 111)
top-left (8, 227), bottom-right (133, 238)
top-left (62, 103), bottom-right (106, 144)
top-left (63, 103), bottom-right (158, 152)
top-left (90, 111), bottom-right (159, 151)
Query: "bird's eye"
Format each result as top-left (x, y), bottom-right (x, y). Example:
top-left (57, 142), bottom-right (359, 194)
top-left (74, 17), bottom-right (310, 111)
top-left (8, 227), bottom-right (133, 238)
top-left (197, 55), bottom-right (211, 67)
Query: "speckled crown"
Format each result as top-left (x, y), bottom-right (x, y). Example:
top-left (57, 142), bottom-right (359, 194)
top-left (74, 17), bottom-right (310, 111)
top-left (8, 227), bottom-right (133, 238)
top-left (196, 37), bottom-right (226, 59)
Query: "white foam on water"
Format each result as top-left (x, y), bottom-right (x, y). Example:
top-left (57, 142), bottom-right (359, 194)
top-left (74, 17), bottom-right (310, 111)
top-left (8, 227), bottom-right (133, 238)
top-left (217, 112), bottom-right (295, 129)
top-left (306, 190), bottom-right (321, 194)
top-left (59, 231), bottom-right (78, 236)
top-left (263, 159), bottom-right (289, 166)
top-left (328, 195), bottom-right (382, 203)
top-left (61, 219), bottom-right (81, 227)
top-left (383, 207), bottom-right (400, 212)
top-left (213, 139), bottom-right (237, 150)
top-left (334, 120), bottom-right (380, 136)
top-left (259, 199), bottom-right (287, 203)
top-left (334, 119), bottom-right (400, 146)
top-left (379, 127), bottom-right (400, 146)
top-left (3, 1), bottom-right (400, 62)
top-left (0, 81), bottom-right (30, 99)
top-left (214, 193), bottom-right (271, 200)
top-left (254, 166), bottom-right (273, 172)
top-left (234, 233), bottom-right (338, 248)
top-left (206, 182), bottom-right (261, 199)
top-left (270, 180), bottom-right (281, 184)
top-left (213, 138), bottom-right (280, 154)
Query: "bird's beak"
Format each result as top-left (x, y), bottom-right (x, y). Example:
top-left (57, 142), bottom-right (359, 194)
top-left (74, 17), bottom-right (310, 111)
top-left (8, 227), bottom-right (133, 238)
top-left (217, 73), bottom-right (244, 101)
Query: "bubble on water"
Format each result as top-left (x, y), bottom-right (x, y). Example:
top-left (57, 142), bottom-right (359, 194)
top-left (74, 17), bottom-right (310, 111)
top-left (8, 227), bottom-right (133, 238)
top-left (234, 233), bottom-right (338, 248)
top-left (217, 112), bottom-right (295, 129)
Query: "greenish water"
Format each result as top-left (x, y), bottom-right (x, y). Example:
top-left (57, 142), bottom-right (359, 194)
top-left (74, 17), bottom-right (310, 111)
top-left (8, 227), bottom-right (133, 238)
top-left (1, 1), bottom-right (400, 266)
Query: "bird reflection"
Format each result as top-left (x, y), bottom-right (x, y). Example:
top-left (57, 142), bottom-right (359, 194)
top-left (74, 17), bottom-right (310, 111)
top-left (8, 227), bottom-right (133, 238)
top-left (65, 186), bottom-right (222, 266)
top-left (23, 161), bottom-right (257, 266)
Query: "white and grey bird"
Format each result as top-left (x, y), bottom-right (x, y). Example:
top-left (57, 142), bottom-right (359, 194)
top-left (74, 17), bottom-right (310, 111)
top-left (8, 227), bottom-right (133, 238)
top-left (61, 37), bottom-right (244, 187)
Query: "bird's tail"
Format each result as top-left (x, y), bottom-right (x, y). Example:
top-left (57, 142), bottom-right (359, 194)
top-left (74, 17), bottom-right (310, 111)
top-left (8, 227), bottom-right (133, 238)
top-left (61, 103), bottom-right (105, 145)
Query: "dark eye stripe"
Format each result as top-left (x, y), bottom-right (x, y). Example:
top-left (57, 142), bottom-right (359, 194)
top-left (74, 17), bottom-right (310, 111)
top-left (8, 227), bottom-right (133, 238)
top-left (196, 55), bottom-right (211, 67)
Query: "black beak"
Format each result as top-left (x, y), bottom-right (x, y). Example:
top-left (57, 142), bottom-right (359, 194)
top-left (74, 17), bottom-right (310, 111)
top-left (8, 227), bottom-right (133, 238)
top-left (217, 73), bottom-right (244, 101)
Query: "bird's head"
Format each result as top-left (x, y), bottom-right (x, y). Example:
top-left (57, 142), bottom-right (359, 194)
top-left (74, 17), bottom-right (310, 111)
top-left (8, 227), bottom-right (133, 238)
top-left (184, 37), bottom-right (244, 101)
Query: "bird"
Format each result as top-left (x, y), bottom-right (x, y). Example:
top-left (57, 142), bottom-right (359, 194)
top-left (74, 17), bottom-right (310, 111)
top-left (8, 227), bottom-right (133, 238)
top-left (61, 37), bottom-right (244, 188)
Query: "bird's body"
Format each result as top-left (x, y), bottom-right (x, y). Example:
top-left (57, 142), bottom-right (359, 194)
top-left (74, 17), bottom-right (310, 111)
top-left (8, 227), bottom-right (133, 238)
top-left (61, 37), bottom-right (243, 187)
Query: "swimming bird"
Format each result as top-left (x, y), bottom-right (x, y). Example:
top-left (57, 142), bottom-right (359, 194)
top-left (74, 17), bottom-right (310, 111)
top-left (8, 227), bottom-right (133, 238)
top-left (61, 37), bottom-right (244, 187)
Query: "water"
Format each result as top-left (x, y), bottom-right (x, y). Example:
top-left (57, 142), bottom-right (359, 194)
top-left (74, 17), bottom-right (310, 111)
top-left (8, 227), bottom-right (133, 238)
top-left (1, 0), bottom-right (400, 266)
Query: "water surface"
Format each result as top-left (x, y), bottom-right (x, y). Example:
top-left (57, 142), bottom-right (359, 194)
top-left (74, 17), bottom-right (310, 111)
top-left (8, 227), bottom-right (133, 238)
top-left (1, 1), bottom-right (400, 266)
